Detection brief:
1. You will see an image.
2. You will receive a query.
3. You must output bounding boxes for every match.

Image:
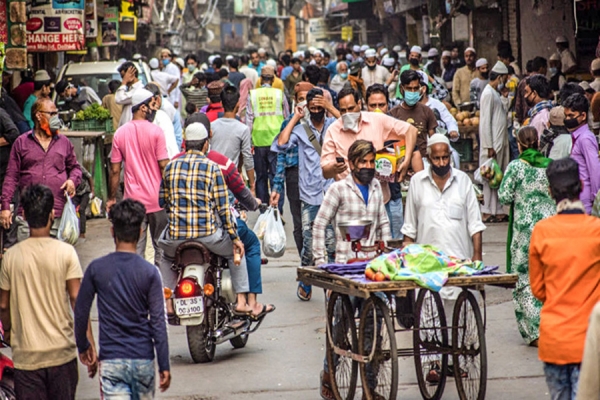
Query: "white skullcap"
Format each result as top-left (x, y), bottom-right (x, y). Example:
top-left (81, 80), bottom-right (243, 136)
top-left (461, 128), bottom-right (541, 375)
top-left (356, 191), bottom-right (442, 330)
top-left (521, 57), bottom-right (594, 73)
top-left (148, 58), bottom-right (159, 69)
top-left (427, 133), bottom-right (450, 149)
top-left (353, 45), bottom-right (361, 53)
top-left (579, 81), bottom-right (592, 91)
top-left (266, 59), bottom-right (277, 67)
top-left (382, 56), bottom-right (395, 67)
top-left (555, 36), bottom-right (568, 43)
top-left (208, 55), bottom-right (216, 64)
top-left (174, 57), bottom-right (185, 69)
top-left (393, 45), bottom-right (402, 52)
top-left (427, 48), bottom-right (439, 57)
top-left (549, 53), bottom-right (560, 61)
top-left (442, 50), bottom-right (452, 57)
top-left (314, 50), bottom-right (323, 57)
top-left (365, 49), bottom-right (377, 58)
top-left (475, 58), bottom-right (488, 68)
top-left (226, 55), bottom-right (234, 61)
top-left (308, 46), bottom-right (317, 53)
top-left (346, 54), bottom-right (354, 61)
top-left (491, 60), bottom-right (509, 74)
top-left (132, 89), bottom-right (154, 108)
top-left (380, 48), bottom-right (388, 56)
top-left (117, 58), bottom-right (127, 63)
top-left (410, 45), bottom-right (422, 54)
top-left (360, 45), bottom-right (369, 52)
top-left (185, 122), bottom-right (209, 141)
top-left (258, 48), bottom-right (266, 55)
top-left (132, 53), bottom-right (142, 60)
top-left (464, 47), bottom-right (476, 54)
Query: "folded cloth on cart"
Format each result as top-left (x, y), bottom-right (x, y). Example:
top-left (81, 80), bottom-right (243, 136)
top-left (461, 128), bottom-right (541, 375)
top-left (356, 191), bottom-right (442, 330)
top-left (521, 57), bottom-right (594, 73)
top-left (365, 244), bottom-right (488, 291)
top-left (319, 261), bottom-right (369, 275)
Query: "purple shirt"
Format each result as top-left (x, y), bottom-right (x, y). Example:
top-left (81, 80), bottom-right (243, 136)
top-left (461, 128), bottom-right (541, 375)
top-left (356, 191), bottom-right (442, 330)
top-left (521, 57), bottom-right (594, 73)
top-left (2, 132), bottom-right (82, 217)
top-left (570, 124), bottom-right (600, 213)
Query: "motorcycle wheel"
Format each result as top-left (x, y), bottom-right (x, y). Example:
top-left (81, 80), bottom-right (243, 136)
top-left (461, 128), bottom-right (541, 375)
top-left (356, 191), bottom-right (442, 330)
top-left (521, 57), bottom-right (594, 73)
top-left (0, 381), bottom-right (15, 400)
top-left (186, 306), bottom-right (216, 363)
top-left (230, 333), bottom-right (249, 349)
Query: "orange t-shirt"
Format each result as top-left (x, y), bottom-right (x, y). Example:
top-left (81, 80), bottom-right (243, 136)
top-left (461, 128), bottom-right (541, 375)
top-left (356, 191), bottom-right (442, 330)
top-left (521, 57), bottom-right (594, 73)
top-left (529, 213), bottom-right (600, 365)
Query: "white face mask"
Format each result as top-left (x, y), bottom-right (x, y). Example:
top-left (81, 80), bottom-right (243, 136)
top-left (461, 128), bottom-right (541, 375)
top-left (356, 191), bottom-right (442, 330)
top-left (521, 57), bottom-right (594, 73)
top-left (341, 112), bottom-right (361, 133)
top-left (297, 100), bottom-right (310, 123)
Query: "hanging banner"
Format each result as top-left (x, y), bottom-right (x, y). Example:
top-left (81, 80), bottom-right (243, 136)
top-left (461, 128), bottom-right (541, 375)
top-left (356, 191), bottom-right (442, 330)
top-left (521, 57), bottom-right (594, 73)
top-left (101, 6), bottom-right (118, 46)
top-left (84, 0), bottom-right (97, 38)
top-left (26, 0), bottom-right (85, 52)
top-left (119, 0), bottom-right (137, 41)
top-left (308, 18), bottom-right (328, 41)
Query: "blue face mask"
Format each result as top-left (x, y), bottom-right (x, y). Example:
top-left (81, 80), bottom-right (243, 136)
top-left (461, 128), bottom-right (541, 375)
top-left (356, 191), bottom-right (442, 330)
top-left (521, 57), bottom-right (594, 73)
top-left (162, 58), bottom-right (170, 66)
top-left (403, 90), bottom-right (422, 106)
top-left (549, 67), bottom-right (558, 76)
top-left (340, 73), bottom-right (348, 79)
top-left (187, 64), bottom-right (196, 72)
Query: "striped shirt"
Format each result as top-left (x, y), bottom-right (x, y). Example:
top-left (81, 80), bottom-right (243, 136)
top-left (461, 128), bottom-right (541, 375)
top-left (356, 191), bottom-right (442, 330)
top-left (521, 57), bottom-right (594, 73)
top-left (180, 85), bottom-right (209, 109)
top-left (159, 150), bottom-right (237, 241)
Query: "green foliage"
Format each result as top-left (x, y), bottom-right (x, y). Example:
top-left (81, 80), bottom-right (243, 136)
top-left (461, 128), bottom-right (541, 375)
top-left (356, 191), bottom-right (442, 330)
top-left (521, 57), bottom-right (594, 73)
top-left (73, 103), bottom-right (111, 121)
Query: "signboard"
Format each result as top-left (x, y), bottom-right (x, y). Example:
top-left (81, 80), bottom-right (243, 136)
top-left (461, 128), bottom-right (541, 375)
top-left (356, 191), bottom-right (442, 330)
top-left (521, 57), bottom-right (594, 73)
top-left (26, 0), bottom-right (85, 52)
top-left (5, 0), bottom-right (28, 68)
top-left (221, 22), bottom-right (244, 51)
top-left (101, 6), bottom-right (118, 46)
top-left (308, 18), bottom-right (328, 41)
top-left (85, 0), bottom-right (97, 38)
top-left (119, 0), bottom-right (137, 41)
top-left (256, 0), bottom-right (277, 17)
top-left (341, 26), bottom-right (352, 41)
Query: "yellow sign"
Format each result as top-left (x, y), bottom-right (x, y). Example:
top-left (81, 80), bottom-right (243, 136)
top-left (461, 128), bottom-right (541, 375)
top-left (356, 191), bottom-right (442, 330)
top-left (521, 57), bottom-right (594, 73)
top-left (119, 0), bottom-right (137, 41)
top-left (341, 26), bottom-right (353, 42)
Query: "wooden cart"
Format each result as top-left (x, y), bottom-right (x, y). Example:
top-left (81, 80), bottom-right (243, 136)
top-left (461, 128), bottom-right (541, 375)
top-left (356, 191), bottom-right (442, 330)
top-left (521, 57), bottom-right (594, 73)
top-left (297, 267), bottom-right (517, 400)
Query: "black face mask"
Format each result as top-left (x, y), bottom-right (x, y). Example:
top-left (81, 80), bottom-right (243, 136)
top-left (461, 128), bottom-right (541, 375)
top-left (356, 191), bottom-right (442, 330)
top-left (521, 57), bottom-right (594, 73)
top-left (409, 58), bottom-right (420, 66)
top-left (367, 63), bottom-right (377, 70)
top-left (353, 168), bottom-right (375, 185)
top-left (310, 109), bottom-right (325, 122)
top-left (564, 116), bottom-right (582, 130)
top-left (431, 162), bottom-right (451, 177)
top-left (481, 72), bottom-right (489, 79)
top-left (146, 108), bottom-right (157, 122)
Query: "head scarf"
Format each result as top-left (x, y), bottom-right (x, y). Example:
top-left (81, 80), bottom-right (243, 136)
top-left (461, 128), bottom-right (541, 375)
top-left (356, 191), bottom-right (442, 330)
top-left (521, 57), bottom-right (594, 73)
top-left (237, 78), bottom-right (254, 123)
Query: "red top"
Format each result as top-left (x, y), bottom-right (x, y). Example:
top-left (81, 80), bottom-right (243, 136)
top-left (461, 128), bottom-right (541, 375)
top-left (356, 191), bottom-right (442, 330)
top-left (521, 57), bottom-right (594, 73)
top-left (12, 82), bottom-right (34, 110)
top-left (205, 103), bottom-right (224, 122)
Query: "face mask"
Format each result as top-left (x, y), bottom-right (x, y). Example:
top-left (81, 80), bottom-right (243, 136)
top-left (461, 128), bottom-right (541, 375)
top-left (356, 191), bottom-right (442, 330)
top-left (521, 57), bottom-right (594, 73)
top-left (187, 64), bottom-right (196, 73)
top-left (340, 73), bottom-right (348, 79)
top-left (409, 58), bottom-right (420, 66)
top-left (367, 63), bottom-right (377, 70)
top-left (162, 59), bottom-right (170, 66)
top-left (49, 115), bottom-right (62, 134)
top-left (564, 116), bottom-right (581, 130)
top-left (481, 72), bottom-right (489, 79)
top-left (310, 109), bottom-right (325, 122)
top-left (403, 91), bottom-right (422, 106)
top-left (146, 108), bottom-right (157, 122)
top-left (431, 162), bottom-right (451, 177)
top-left (549, 67), bottom-right (558, 76)
top-left (498, 82), bottom-right (505, 91)
top-left (342, 112), bottom-right (361, 133)
top-left (353, 168), bottom-right (375, 185)
top-left (525, 94), bottom-right (536, 107)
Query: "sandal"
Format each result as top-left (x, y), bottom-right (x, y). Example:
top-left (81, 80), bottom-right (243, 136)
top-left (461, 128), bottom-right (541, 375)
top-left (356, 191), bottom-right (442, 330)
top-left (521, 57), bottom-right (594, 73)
top-left (320, 370), bottom-right (334, 400)
top-left (482, 215), bottom-right (497, 223)
top-left (297, 282), bottom-right (312, 301)
top-left (250, 304), bottom-right (276, 320)
top-left (495, 215), bottom-right (509, 223)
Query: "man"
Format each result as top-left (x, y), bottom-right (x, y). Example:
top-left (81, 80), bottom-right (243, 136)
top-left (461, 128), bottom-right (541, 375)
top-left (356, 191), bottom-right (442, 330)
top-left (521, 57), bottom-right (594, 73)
top-left (452, 47), bottom-right (478, 105)
top-left (227, 58), bottom-right (246, 88)
top-left (0, 184), bottom-right (93, 399)
top-left (239, 54), bottom-right (259, 87)
top-left (362, 48), bottom-right (391, 88)
top-left (55, 80), bottom-right (101, 112)
top-left (450, 45), bottom-right (463, 67)
top-left (470, 58), bottom-right (489, 108)
top-left (75, 199), bottom-right (170, 398)
top-left (563, 93), bottom-right (600, 213)
top-left (23, 70), bottom-right (52, 129)
top-left (101, 80), bottom-right (123, 132)
top-left (279, 54), bottom-right (293, 82)
top-left (1, 98), bottom-right (81, 240)
top-left (272, 88), bottom-right (340, 301)
top-left (555, 36), bottom-right (577, 75)
top-left (107, 89), bottom-right (170, 266)
top-left (248, 50), bottom-right (265, 75)
top-left (398, 46), bottom-right (446, 101)
top-left (180, 72), bottom-right (209, 110)
top-left (211, 85), bottom-right (256, 190)
top-left (203, 81), bottom-right (226, 122)
top-left (115, 62), bottom-right (145, 127)
top-left (548, 54), bottom-right (566, 93)
top-left (145, 83), bottom-right (179, 159)
top-left (159, 48), bottom-right (182, 109)
top-left (151, 83), bottom-right (183, 149)
top-left (258, 48), bottom-right (268, 63)
top-left (540, 106), bottom-right (572, 159)
top-left (389, 70), bottom-right (438, 160)
top-left (318, 67), bottom-right (338, 109)
top-left (441, 50), bottom-right (457, 90)
top-left (158, 122), bottom-right (257, 316)
top-left (425, 48), bottom-right (439, 70)
top-left (11, 70), bottom-right (34, 110)
top-left (246, 65), bottom-right (289, 204)
top-left (524, 74), bottom-right (553, 138)
top-left (516, 57), bottom-right (548, 124)
top-left (479, 61), bottom-right (510, 223)
top-left (530, 158), bottom-right (600, 399)
top-left (590, 58), bottom-right (600, 92)
top-left (148, 58), bottom-right (179, 98)
top-left (284, 57), bottom-right (304, 98)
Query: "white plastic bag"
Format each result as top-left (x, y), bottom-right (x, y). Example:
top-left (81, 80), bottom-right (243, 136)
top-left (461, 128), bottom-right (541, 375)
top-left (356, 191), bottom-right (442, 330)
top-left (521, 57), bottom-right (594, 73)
top-left (58, 195), bottom-right (80, 245)
top-left (262, 207), bottom-right (286, 258)
top-left (473, 167), bottom-right (484, 185)
top-left (253, 208), bottom-right (270, 239)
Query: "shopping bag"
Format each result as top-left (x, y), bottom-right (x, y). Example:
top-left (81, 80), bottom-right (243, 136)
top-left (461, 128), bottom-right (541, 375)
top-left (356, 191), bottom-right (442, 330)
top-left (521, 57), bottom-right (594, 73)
top-left (252, 208), bottom-right (270, 240)
top-left (479, 158), bottom-right (504, 189)
top-left (262, 207), bottom-right (286, 258)
top-left (90, 196), bottom-right (103, 217)
top-left (58, 195), bottom-right (80, 245)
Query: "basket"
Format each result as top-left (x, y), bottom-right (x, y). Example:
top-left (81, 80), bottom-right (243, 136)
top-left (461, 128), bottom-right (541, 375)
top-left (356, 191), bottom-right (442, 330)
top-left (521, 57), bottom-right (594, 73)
top-left (70, 119), bottom-right (114, 133)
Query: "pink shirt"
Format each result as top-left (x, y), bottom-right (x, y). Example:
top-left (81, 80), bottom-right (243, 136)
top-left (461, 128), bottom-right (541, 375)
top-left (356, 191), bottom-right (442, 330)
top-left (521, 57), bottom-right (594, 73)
top-left (321, 111), bottom-right (418, 203)
top-left (111, 120), bottom-right (169, 213)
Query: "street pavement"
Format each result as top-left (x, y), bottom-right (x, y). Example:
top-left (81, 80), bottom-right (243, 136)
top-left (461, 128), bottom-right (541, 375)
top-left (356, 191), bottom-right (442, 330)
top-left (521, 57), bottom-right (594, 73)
top-left (72, 208), bottom-right (550, 400)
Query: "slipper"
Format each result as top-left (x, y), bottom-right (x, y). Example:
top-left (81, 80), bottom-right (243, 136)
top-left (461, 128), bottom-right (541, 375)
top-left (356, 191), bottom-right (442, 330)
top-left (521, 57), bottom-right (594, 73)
top-left (250, 304), bottom-right (276, 320)
top-left (495, 215), bottom-right (509, 223)
top-left (231, 307), bottom-right (253, 317)
top-left (297, 282), bottom-right (312, 301)
top-left (482, 215), bottom-right (497, 223)
top-left (320, 370), bottom-right (335, 400)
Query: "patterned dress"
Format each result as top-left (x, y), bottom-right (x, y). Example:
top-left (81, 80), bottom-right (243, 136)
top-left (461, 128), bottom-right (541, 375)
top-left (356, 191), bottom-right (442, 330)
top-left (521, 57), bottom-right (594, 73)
top-left (498, 159), bottom-right (556, 344)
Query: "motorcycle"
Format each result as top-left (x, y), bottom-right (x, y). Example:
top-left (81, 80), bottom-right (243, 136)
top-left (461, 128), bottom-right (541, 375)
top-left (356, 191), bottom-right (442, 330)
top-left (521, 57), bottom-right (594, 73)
top-left (164, 241), bottom-right (268, 363)
top-left (0, 326), bottom-right (14, 400)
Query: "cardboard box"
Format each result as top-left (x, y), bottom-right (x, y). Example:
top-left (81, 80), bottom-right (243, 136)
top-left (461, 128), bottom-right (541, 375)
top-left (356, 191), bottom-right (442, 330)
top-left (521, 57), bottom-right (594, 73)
top-left (375, 140), bottom-right (405, 183)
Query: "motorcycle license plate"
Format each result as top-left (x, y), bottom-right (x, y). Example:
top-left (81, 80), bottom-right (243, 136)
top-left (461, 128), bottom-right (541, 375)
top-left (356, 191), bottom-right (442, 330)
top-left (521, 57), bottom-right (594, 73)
top-left (174, 297), bottom-right (204, 316)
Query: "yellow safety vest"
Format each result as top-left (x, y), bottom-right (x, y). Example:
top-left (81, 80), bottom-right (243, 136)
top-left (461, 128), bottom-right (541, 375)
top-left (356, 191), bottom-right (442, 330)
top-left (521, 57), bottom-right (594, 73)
top-left (250, 87), bottom-right (284, 147)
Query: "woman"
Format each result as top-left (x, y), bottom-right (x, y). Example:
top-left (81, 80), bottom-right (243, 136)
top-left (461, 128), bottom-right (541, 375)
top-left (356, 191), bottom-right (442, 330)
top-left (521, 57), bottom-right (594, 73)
top-left (498, 126), bottom-right (556, 346)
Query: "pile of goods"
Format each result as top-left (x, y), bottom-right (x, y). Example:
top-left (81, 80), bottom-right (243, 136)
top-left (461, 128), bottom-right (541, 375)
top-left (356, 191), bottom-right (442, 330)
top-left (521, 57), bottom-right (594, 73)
top-left (479, 158), bottom-right (504, 189)
top-left (73, 104), bottom-right (111, 122)
top-left (449, 108), bottom-right (480, 127)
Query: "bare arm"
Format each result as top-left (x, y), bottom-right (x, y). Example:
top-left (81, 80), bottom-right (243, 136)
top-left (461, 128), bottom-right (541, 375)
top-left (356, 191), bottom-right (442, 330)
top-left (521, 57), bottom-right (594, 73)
top-left (107, 162), bottom-right (121, 210)
top-left (159, 159), bottom-right (168, 176)
top-left (472, 231), bottom-right (482, 261)
top-left (278, 111), bottom-right (302, 146)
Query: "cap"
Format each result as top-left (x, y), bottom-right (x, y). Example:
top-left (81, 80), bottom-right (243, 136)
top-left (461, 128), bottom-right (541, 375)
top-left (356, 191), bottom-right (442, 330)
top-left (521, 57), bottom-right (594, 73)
top-left (442, 50), bottom-right (452, 58)
top-left (376, 42), bottom-right (384, 49)
top-left (352, 45), bottom-right (361, 53)
top-left (185, 122), bottom-right (209, 141)
top-left (207, 81), bottom-right (225, 96)
top-left (345, 54), bottom-right (353, 61)
top-left (261, 65), bottom-right (275, 77)
top-left (185, 112), bottom-right (210, 132)
top-left (34, 69), bottom-right (51, 82)
top-left (294, 82), bottom-right (314, 94)
top-left (555, 36), bottom-right (568, 44)
top-left (132, 53), bottom-right (142, 60)
top-left (549, 53), bottom-right (560, 61)
top-left (208, 55), bottom-right (216, 64)
top-left (55, 80), bottom-right (71, 94)
top-left (392, 45), bottom-right (402, 52)
top-left (591, 58), bottom-right (600, 71)
top-left (314, 50), bottom-right (323, 57)
top-left (214, 54), bottom-right (221, 59)
top-left (427, 48), bottom-right (439, 57)
top-left (365, 49), bottom-right (377, 59)
top-left (132, 88), bottom-right (154, 108)
top-left (380, 48), bottom-right (388, 57)
top-left (475, 58), bottom-right (488, 68)
top-left (491, 61), bottom-right (509, 74)
top-left (149, 58), bottom-right (159, 69)
top-left (258, 48), bottom-right (266, 55)
top-left (226, 55), bottom-right (234, 61)
top-left (465, 47), bottom-right (476, 55)
top-left (579, 81), bottom-right (595, 93)
top-left (174, 57), bottom-right (185, 69)
top-left (549, 106), bottom-right (565, 126)
top-left (410, 45), bottom-right (422, 54)
top-left (349, 61), bottom-right (362, 75)
top-left (382, 56), bottom-right (395, 67)
top-left (427, 133), bottom-right (450, 149)
top-left (360, 45), bottom-right (370, 52)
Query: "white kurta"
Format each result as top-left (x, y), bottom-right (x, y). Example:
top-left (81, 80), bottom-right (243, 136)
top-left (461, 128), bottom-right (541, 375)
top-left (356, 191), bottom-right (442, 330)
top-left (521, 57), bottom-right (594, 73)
top-left (479, 84), bottom-right (509, 215)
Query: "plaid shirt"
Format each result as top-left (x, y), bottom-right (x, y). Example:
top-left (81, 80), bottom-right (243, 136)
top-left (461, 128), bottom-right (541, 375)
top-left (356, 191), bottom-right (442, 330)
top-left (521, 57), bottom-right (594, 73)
top-left (272, 115), bottom-right (299, 194)
top-left (159, 150), bottom-right (237, 241)
top-left (313, 174), bottom-right (391, 265)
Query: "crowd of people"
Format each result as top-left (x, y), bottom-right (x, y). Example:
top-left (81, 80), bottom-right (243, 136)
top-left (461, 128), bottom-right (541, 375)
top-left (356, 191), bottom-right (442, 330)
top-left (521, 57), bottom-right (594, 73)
top-left (0, 36), bottom-right (598, 400)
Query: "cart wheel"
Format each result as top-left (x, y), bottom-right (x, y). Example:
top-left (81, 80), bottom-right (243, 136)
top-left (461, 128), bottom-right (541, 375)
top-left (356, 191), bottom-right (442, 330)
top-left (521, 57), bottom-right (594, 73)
top-left (358, 296), bottom-right (398, 400)
top-left (326, 292), bottom-right (358, 400)
top-left (452, 290), bottom-right (487, 400)
top-left (413, 289), bottom-right (448, 400)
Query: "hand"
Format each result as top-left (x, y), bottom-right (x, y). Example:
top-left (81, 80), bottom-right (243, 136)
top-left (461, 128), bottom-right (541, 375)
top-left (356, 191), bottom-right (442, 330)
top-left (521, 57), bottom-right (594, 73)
top-left (311, 95), bottom-right (333, 113)
top-left (79, 346), bottom-right (98, 378)
top-left (397, 160), bottom-right (410, 181)
top-left (1, 210), bottom-right (11, 230)
top-left (159, 370), bottom-right (171, 392)
top-left (60, 179), bottom-right (76, 197)
top-left (269, 192), bottom-right (280, 207)
top-left (449, 131), bottom-right (459, 140)
top-left (487, 148), bottom-right (497, 159)
top-left (106, 198), bottom-right (116, 214)
top-left (255, 198), bottom-right (262, 206)
top-left (174, 102), bottom-right (179, 109)
top-left (294, 105), bottom-right (305, 119)
top-left (122, 67), bottom-right (136, 86)
top-left (333, 160), bottom-right (346, 175)
top-left (233, 239), bottom-right (245, 259)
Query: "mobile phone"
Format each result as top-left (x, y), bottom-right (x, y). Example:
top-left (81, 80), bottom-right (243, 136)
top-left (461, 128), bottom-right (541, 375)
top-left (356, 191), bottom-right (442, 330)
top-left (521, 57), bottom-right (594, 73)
top-left (336, 157), bottom-right (344, 163)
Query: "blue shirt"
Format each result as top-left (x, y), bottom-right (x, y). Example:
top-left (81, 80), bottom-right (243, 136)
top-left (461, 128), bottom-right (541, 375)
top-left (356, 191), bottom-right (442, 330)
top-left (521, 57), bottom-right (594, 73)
top-left (248, 62), bottom-right (265, 75)
top-left (280, 66), bottom-right (294, 81)
top-left (327, 60), bottom-right (338, 77)
top-left (74, 252), bottom-right (170, 372)
top-left (356, 182), bottom-right (369, 205)
top-left (272, 116), bottom-right (336, 205)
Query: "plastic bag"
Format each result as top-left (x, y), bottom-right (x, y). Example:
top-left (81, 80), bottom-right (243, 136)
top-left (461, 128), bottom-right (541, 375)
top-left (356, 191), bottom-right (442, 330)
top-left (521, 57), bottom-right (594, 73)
top-left (479, 158), bottom-right (504, 189)
top-left (473, 168), bottom-right (484, 185)
top-left (58, 195), bottom-right (80, 245)
top-left (262, 207), bottom-right (286, 258)
top-left (90, 196), bottom-right (103, 217)
top-left (253, 209), bottom-right (270, 240)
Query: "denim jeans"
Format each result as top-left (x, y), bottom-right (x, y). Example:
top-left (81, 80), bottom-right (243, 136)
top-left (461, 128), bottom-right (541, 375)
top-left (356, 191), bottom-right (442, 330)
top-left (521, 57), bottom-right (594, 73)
top-left (508, 126), bottom-right (520, 161)
top-left (385, 198), bottom-right (404, 240)
top-left (99, 359), bottom-right (155, 400)
top-left (237, 219), bottom-right (262, 294)
top-left (543, 362), bottom-right (580, 400)
top-left (301, 202), bottom-right (335, 266)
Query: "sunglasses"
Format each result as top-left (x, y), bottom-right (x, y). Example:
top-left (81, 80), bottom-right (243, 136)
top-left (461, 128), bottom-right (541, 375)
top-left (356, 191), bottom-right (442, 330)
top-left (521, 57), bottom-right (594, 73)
top-left (40, 111), bottom-right (58, 116)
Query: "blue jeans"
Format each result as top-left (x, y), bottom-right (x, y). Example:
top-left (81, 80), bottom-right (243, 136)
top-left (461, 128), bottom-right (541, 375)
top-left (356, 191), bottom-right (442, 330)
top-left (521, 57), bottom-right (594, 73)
top-left (543, 362), bottom-right (580, 400)
top-left (99, 359), bottom-right (155, 400)
top-left (301, 202), bottom-right (335, 266)
top-left (237, 219), bottom-right (262, 294)
top-left (508, 126), bottom-right (519, 161)
top-left (385, 198), bottom-right (404, 240)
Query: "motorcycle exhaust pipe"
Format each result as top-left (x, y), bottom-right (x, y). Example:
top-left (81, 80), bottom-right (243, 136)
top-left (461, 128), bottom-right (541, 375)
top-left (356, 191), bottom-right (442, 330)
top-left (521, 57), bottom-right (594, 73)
top-left (213, 320), bottom-right (251, 345)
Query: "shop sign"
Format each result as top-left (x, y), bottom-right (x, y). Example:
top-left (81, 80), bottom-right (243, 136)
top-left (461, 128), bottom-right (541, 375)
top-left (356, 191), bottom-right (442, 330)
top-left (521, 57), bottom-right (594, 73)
top-left (101, 6), bottom-right (118, 46)
top-left (119, 0), bottom-right (137, 41)
top-left (309, 18), bottom-right (328, 41)
top-left (341, 26), bottom-right (352, 41)
top-left (85, 0), bottom-right (97, 38)
top-left (26, 0), bottom-right (85, 52)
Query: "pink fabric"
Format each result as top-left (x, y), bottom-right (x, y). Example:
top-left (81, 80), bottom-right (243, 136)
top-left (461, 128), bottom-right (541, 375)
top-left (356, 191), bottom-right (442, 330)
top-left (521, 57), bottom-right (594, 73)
top-left (111, 120), bottom-right (169, 213)
top-left (237, 78), bottom-right (253, 123)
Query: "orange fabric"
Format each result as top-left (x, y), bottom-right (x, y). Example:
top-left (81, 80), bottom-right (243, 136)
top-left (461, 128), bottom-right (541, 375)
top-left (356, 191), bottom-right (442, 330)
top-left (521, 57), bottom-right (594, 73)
top-left (529, 214), bottom-right (600, 365)
top-left (591, 92), bottom-right (600, 125)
